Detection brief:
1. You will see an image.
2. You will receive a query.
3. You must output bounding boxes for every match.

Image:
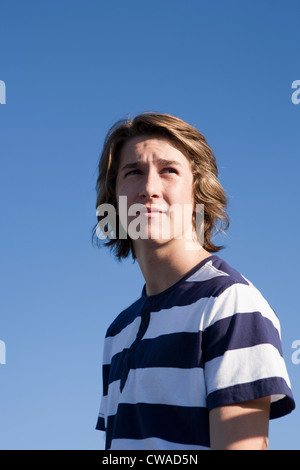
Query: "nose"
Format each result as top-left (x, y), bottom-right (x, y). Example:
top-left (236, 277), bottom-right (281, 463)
top-left (138, 168), bottom-right (161, 200)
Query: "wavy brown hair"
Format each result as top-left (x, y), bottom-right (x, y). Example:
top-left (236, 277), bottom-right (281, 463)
top-left (92, 112), bottom-right (229, 260)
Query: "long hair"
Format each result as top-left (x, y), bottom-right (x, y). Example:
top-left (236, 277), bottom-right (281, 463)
top-left (92, 112), bottom-right (229, 260)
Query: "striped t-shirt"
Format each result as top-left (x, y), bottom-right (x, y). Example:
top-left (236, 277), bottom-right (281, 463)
top-left (96, 255), bottom-right (295, 450)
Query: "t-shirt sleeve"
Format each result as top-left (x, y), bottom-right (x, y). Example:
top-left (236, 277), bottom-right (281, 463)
top-left (96, 352), bottom-right (109, 432)
top-left (96, 410), bottom-right (105, 431)
top-left (202, 280), bottom-right (295, 419)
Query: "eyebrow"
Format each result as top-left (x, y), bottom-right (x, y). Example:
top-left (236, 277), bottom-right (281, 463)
top-left (120, 158), bottom-right (183, 171)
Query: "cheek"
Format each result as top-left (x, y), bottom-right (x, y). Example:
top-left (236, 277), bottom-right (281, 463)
top-left (115, 181), bottom-right (136, 218)
top-left (115, 179), bottom-right (128, 199)
top-left (185, 176), bottom-right (195, 204)
top-left (116, 185), bottom-right (136, 207)
top-left (167, 178), bottom-right (194, 204)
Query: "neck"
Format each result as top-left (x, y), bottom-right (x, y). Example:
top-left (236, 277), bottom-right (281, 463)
top-left (134, 238), bottom-right (211, 296)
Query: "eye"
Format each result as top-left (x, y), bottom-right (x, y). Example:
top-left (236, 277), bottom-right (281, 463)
top-left (162, 167), bottom-right (178, 174)
top-left (125, 169), bottom-right (142, 177)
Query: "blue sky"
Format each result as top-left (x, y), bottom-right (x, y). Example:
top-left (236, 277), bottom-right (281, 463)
top-left (0, 0), bottom-right (299, 450)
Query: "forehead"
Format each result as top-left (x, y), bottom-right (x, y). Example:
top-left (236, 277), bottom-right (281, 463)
top-left (119, 136), bottom-right (190, 166)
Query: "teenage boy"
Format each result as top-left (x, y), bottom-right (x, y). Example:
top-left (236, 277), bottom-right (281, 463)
top-left (94, 112), bottom-right (295, 450)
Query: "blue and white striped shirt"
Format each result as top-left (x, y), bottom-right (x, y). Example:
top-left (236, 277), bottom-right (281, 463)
top-left (96, 255), bottom-right (295, 450)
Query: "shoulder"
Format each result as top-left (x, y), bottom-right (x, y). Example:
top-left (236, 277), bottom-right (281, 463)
top-left (188, 256), bottom-right (279, 332)
top-left (185, 255), bottom-right (250, 300)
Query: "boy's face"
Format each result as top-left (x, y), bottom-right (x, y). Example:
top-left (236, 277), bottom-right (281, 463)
top-left (115, 136), bottom-right (196, 246)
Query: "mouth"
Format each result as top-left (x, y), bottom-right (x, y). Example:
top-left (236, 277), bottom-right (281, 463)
top-left (140, 206), bottom-right (167, 216)
top-left (147, 208), bottom-right (163, 214)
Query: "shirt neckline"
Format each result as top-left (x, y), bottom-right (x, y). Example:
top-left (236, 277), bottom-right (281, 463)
top-left (141, 254), bottom-right (220, 300)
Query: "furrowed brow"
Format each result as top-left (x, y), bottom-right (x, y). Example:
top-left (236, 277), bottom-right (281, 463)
top-left (120, 162), bottom-right (140, 171)
top-left (120, 159), bottom-right (182, 171)
top-left (155, 158), bottom-right (183, 167)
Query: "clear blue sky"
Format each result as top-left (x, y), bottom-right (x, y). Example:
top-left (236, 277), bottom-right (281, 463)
top-left (0, 0), bottom-right (299, 450)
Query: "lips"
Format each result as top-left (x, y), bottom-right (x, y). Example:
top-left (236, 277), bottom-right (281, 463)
top-left (146, 208), bottom-right (162, 213)
top-left (132, 205), bottom-right (168, 217)
top-left (142, 205), bottom-right (167, 214)
top-left (138, 207), bottom-right (166, 217)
